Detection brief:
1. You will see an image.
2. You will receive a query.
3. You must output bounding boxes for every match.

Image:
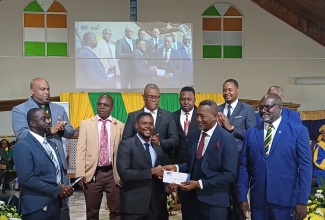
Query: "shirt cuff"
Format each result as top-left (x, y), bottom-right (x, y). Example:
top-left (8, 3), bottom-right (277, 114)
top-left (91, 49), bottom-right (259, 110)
top-left (198, 180), bottom-right (203, 189)
top-left (175, 165), bottom-right (179, 172)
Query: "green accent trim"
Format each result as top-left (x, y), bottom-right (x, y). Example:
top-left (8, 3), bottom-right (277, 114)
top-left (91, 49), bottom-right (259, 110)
top-left (159, 93), bottom-right (180, 112)
top-left (24, 42), bottom-right (45, 56)
top-left (47, 43), bottom-right (68, 56)
top-left (88, 93), bottom-right (128, 123)
top-left (24, 1), bottom-right (44, 12)
top-left (203, 45), bottom-right (221, 58)
top-left (223, 46), bottom-right (242, 58)
top-left (202, 5), bottom-right (220, 16)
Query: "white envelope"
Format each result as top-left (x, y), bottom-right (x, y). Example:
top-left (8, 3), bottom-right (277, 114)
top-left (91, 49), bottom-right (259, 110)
top-left (163, 170), bottom-right (190, 184)
top-left (156, 69), bottom-right (166, 76)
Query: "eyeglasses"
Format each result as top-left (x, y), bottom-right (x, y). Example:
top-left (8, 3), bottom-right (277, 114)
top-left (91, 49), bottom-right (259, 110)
top-left (145, 95), bottom-right (160, 100)
top-left (256, 103), bottom-right (279, 111)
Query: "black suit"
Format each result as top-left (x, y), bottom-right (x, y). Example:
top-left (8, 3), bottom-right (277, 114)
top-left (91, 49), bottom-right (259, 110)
top-left (117, 135), bottom-right (165, 219)
top-left (122, 108), bottom-right (179, 166)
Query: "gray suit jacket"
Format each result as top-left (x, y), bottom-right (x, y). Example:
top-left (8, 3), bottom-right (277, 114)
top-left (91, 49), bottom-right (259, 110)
top-left (117, 135), bottom-right (165, 215)
top-left (12, 97), bottom-right (74, 170)
top-left (218, 100), bottom-right (257, 154)
top-left (122, 108), bottom-right (179, 165)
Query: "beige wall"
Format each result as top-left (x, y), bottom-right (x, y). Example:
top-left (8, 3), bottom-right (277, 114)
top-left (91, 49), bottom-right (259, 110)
top-left (0, 0), bottom-right (325, 135)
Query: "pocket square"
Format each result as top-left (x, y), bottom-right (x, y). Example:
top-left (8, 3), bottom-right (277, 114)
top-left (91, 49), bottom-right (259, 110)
top-left (215, 141), bottom-right (220, 149)
top-left (234, 116), bottom-right (243, 118)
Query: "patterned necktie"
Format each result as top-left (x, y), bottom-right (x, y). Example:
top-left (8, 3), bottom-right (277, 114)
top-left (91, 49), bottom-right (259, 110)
top-left (144, 143), bottom-right (152, 167)
top-left (227, 104), bottom-right (232, 118)
top-left (99, 119), bottom-right (109, 166)
top-left (41, 104), bottom-right (51, 123)
top-left (43, 138), bottom-right (61, 184)
top-left (184, 112), bottom-right (190, 136)
top-left (196, 132), bottom-right (208, 159)
top-left (265, 124), bottom-right (274, 156)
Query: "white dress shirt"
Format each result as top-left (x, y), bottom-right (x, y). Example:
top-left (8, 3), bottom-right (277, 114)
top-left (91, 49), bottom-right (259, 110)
top-left (263, 117), bottom-right (281, 154)
top-left (144, 107), bottom-right (158, 125)
top-left (223, 99), bottom-right (238, 116)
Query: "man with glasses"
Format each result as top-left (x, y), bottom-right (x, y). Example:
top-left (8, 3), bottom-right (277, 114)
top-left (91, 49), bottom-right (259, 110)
top-left (122, 83), bottom-right (178, 220)
top-left (238, 93), bottom-right (312, 220)
top-left (217, 79), bottom-right (256, 220)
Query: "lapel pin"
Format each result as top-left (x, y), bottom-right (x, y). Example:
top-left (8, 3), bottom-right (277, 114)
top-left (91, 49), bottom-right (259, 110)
top-left (279, 131), bottom-right (281, 133)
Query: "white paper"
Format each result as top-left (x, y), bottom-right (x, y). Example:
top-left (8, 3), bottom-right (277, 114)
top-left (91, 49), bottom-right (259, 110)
top-left (156, 69), bottom-right (166, 76)
top-left (163, 170), bottom-right (190, 184)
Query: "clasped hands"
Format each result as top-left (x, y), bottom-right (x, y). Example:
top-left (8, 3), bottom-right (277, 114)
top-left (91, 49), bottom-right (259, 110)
top-left (51, 116), bottom-right (67, 134)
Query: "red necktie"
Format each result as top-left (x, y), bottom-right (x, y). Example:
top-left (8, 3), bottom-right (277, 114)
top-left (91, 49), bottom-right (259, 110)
top-left (196, 132), bottom-right (208, 159)
top-left (184, 113), bottom-right (190, 136)
top-left (99, 119), bottom-right (109, 166)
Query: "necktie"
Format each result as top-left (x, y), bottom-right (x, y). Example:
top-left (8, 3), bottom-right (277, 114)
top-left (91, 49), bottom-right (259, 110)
top-left (144, 143), bottom-right (152, 167)
top-left (227, 105), bottom-right (232, 118)
top-left (184, 112), bottom-right (190, 136)
top-left (99, 119), bottom-right (110, 166)
top-left (196, 132), bottom-right (208, 159)
top-left (265, 124), bottom-right (273, 156)
top-left (41, 104), bottom-right (51, 123)
top-left (154, 39), bottom-right (158, 51)
top-left (164, 49), bottom-right (168, 61)
top-left (43, 138), bottom-right (61, 184)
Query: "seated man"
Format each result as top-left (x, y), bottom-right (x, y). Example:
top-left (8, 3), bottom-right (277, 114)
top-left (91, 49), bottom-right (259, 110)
top-left (0, 145), bottom-right (8, 189)
top-left (313, 124), bottom-right (325, 186)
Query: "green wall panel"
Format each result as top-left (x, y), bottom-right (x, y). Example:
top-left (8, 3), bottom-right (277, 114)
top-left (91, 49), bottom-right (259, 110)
top-left (203, 45), bottom-right (221, 58)
top-left (47, 43), bottom-right (68, 56)
top-left (24, 42), bottom-right (45, 56)
top-left (223, 46), bottom-right (242, 58)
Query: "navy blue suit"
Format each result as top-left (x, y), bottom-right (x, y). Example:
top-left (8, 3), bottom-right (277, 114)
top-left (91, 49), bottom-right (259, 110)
top-left (146, 38), bottom-right (164, 54)
top-left (13, 132), bottom-right (63, 219)
top-left (178, 125), bottom-right (238, 219)
top-left (177, 46), bottom-right (193, 86)
top-left (238, 120), bottom-right (312, 219)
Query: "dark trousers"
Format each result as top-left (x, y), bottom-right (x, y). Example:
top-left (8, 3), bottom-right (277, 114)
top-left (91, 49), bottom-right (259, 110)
top-left (252, 204), bottom-right (294, 220)
top-left (122, 213), bottom-right (158, 220)
top-left (84, 168), bottom-right (121, 220)
top-left (61, 173), bottom-right (70, 220)
top-left (187, 191), bottom-right (229, 220)
top-left (22, 197), bottom-right (61, 220)
top-left (178, 189), bottom-right (191, 220)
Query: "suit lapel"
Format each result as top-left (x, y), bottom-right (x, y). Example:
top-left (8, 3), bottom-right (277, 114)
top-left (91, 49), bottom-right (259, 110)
top-left (175, 110), bottom-right (186, 138)
top-left (28, 133), bottom-right (54, 166)
top-left (154, 108), bottom-right (162, 134)
top-left (135, 136), bottom-right (152, 166)
top-left (189, 131), bottom-right (200, 170)
top-left (91, 117), bottom-right (99, 152)
top-left (110, 117), bottom-right (117, 158)
top-left (255, 124), bottom-right (266, 158)
top-left (218, 103), bottom-right (225, 113)
top-left (268, 120), bottom-right (286, 156)
top-left (188, 107), bottom-right (198, 132)
top-left (230, 101), bottom-right (243, 121)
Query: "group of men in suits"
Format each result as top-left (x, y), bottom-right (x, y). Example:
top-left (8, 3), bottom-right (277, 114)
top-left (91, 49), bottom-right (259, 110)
top-left (76, 26), bottom-right (193, 89)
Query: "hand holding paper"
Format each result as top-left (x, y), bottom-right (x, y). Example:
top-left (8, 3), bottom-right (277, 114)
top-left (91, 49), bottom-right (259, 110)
top-left (162, 170), bottom-right (190, 184)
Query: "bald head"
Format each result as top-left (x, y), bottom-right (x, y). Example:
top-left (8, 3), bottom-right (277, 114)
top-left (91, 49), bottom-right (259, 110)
top-left (30, 77), bottom-right (50, 104)
top-left (268, 86), bottom-right (284, 101)
top-left (125, 26), bottom-right (133, 39)
top-left (259, 93), bottom-right (283, 123)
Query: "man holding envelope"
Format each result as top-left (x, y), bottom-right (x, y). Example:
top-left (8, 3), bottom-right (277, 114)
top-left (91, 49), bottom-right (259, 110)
top-left (164, 100), bottom-right (238, 220)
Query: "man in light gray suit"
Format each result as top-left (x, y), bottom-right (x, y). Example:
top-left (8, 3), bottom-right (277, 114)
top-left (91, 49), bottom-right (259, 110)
top-left (217, 78), bottom-right (257, 220)
top-left (12, 77), bottom-right (74, 220)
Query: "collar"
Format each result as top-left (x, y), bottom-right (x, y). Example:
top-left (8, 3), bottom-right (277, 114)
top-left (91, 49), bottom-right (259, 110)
top-left (29, 130), bottom-right (45, 145)
top-left (226, 99), bottom-right (238, 109)
top-left (263, 116), bottom-right (282, 131)
top-left (136, 133), bottom-right (151, 146)
top-left (181, 108), bottom-right (194, 117)
top-left (202, 122), bottom-right (218, 137)
top-left (97, 115), bottom-right (112, 122)
top-left (144, 107), bottom-right (157, 114)
top-left (32, 97), bottom-right (49, 108)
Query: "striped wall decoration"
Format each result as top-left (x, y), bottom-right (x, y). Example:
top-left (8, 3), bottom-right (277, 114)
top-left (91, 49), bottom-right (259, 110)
top-left (23, 0), bottom-right (68, 56)
top-left (202, 3), bottom-right (243, 58)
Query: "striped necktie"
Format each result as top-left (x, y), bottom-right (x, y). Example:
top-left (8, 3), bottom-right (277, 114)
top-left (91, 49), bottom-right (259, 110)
top-left (265, 124), bottom-right (273, 156)
top-left (43, 138), bottom-right (61, 184)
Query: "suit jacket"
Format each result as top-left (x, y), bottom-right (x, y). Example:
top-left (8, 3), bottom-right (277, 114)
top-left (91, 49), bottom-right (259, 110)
top-left (12, 97), bottom-right (74, 170)
top-left (238, 120), bottom-right (312, 208)
top-left (177, 46), bottom-right (193, 86)
top-left (115, 37), bottom-right (136, 74)
top-left (256, 107), bottom-right (302, 125)
top-left (75, 116), bottom-right (124, 184)
top-left (94, 39), bottom-right (120, 75)
top-left (117, 135), bottom-right (165, 215)
top-left (172, 107), bottom-right (198, 164)
top-left (218, 101), bottom-right (257, 154)
top-left (152, 47), bottom-right (182, 88)
top-left (146, 37), bottom-right (164, 54)
top-left (13, 132), bottom-right (63, 215)
top-left (130, 49), bottom-right (155, 88)
top-left (122, 108), bottom-right (179, 165)
top-left (178, 126), bottom-right (238, 207)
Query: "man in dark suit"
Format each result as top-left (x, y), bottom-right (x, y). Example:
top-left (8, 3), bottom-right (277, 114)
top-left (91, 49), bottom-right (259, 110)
top-left (13, 108), bottom-right (73, 220)
top-left (131, 39), bottom-right (156, 88)
top-left (166, 100), bottom-right (238, 219)
top-left (152, 35), bottom-right (182, 88)
top-left (177, 34), bottom-right (193, 86)
top-left (217, 78), bottom-right (257, 220)
top-left (117, 112), bottom-right (165, 220)
top-left (238, 93), bottom-right (312, 220)
top-left (146, 27), bottom-right (163, 54)
top-left (115, 26), bottom-right (136, 89)
top-left (122, 83), bottom-right (178, 220)
top-left (12, 77), bottom-right (74, 220)
top-left (172, 86), bottom-right (198, 220)
top-left (77, 32), bottom-right (108, 88)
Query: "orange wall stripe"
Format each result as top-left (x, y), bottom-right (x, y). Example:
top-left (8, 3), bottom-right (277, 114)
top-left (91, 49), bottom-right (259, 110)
top-left (224, 6), bottom-right (242, 16)
top-left (24, 14), bottom-right (45, 28)
top-left (224, 18), bottom-right (242, 31)
top-left (47, 14), bottom-right (67, 28)
top-left (202, 18), bottom-right (221, 31)
top-left (48, 1), bottom-right (67, 12)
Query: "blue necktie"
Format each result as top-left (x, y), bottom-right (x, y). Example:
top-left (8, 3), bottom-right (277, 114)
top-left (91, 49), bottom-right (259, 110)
top-left (144, 143), bottom-right (152, 167)
top-left (227, 105), bottom-right (232, 118)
